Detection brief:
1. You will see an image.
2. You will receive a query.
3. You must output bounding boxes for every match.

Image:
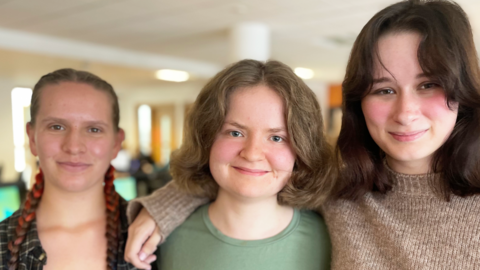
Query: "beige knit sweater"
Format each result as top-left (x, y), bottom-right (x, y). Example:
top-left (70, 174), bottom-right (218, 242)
top-left (127, 168), bottom-right (480, 269)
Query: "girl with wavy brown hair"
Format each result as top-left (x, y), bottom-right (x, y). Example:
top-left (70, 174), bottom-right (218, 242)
top-left (129, 59), bottom-right (332, 270)
top-left (125, 0), bottom-right (480, 269)
top-left (0, 69), bottom-right (137, 270)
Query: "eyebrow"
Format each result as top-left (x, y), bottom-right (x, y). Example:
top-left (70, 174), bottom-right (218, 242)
top-left (40, 117), bottom-right (109, 127)
top-left (224, 121), bottom-right (287, 133)
top-left (372, 73), bottom-right (427, 84)
top-left (85, 121), bottom-right (109, 127)
top-left (40, 117), bottom-right (67, 125)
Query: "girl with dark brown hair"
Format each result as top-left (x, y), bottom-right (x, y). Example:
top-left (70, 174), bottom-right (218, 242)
top-left (0, 69), bottom-right (137, 270)
top-left (125, 0), bottom-right (480, 269)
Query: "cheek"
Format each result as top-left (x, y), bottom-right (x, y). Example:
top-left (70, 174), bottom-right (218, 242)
top-left (35, 134), bottom-right (61, 159)
top-left (88, 138), bottom-right (117, 160)
top-left (420, 93), bottom-right (458, 135)
top-left (420, 93), bottom-right (458, 120)
top-left (361, 99), bottom-right (391, 127)
top-left (267, 146), bottom-right (296, 173)
top-left (209, 138), bottom-right (241, 165)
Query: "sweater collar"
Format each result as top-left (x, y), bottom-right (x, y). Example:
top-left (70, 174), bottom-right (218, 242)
top-left (384, 162), bottom-right (440, 196)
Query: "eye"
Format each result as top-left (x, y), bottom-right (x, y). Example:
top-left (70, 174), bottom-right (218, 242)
top-left (89, 127), bottom-right (101, 133)
top-left (271, 136), bottom-right (284, 143)
top-left (420, 82), bottom-right (439, 90)
top-left (374, 88), bottom-right (395, 95)
top-left (50, 125), bottom-right (64, 131)
top-left (229, 131), bottom-right (243, 137)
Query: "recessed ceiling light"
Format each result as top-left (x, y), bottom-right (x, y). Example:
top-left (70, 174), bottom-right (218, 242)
top-left (294, 67), bottom-right (314, 80)
top-left (156, 69), bottom-right (189, 82)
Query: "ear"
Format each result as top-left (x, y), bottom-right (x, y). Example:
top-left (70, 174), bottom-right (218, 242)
top-left (26, 122), bottom-right (38, 157)
top-left (112, 128), bottom-right (125, 159)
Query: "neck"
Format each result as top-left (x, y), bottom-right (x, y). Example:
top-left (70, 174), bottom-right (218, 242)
top-left (386, 156), bottom-right (431, 175)
top-left (36, 181), bottom-right (106, 229)
top-left (208, 189), bottom-right (294, 240)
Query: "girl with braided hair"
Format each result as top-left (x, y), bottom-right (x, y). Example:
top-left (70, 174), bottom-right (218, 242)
top-left (0, 69), bottom-right (138, 270)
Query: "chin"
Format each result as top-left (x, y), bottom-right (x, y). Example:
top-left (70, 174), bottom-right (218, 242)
top-left (387, 150), bottom-right (433, 165)
top-left (228, 185), bottom-right (281, 201)
top-left (56, 176), bottom-right (99, 193)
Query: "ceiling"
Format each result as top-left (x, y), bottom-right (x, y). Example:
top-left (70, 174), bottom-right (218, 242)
top-left (0, 0), bottom-right (479, 82)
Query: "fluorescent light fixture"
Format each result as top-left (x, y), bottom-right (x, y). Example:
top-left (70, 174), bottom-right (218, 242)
top-left (156, 69), bottom-right (189, 82)
top-left (294, 67), bottom-right (314, 80)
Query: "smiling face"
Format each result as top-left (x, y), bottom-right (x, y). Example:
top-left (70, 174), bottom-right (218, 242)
top-left (361, 32), bottom-right (458, 174)
top-left (27, 82), bottom-right (124, 193)
top-left (209, 85), bottom-right (296, 201)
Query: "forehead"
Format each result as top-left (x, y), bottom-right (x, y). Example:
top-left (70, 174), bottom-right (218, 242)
top-left (37, 82), bottom-right (113, 121)
top-left (229, 85), bottom-right (284, 111)
top-left (373, 32), bottom-right (423, 77)
top-left (226, 85), bottom-right (286, 126)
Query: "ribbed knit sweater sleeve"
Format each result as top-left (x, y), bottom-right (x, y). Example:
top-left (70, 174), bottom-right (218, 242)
top-left (127, 181), bottom-right (209, 241)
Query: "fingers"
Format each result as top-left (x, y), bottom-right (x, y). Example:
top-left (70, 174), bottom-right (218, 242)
top-left (144, 254), bottom-right (157, 265)
top-left (141, 226), bottom-right (161, 257)
top-left (124, 208), bottom-right (158, 269)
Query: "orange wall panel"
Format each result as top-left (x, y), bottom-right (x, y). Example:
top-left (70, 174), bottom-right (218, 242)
top-left (329, 84), bottom-right (342, 108)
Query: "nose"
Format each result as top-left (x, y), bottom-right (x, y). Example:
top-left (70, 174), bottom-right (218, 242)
top-left (62, 129), bottom-right (86, 155)
top-left (392, 91), bottom-right (420, 126)
top-left (240, 135), bottom-right (265, 162)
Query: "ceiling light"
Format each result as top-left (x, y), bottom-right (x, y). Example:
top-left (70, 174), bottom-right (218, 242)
top-left (294, 67), bottom-right (314, 80)
top-left (156, 69), bottom-right (189, 82)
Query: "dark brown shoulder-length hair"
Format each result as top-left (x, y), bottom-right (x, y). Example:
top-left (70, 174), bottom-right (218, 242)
top-left (170, 59), bottom-right (333, 209)
top-left (334, 0), bottom-right (480, 200)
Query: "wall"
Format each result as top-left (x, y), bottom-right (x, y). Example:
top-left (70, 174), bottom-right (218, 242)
top-left (0, 77), bottom-right (18, 182)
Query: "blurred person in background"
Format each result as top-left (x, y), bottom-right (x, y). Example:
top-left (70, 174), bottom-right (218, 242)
top-left (125, 0), bottom-right (480, 269)
top-left (0, 69), bottom-right (139, 270)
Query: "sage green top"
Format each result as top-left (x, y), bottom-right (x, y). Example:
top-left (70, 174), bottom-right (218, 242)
top-left (159, 204), bottom-right (331, 270)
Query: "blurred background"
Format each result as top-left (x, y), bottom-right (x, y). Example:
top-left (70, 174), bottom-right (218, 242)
top-left (1, 0), bottom-right (480, 220)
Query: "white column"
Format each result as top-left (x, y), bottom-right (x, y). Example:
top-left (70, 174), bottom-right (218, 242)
top-left (229, 22), bottom-right (270, 62)
top-left (306, 81), bottom-right (329, 126)
top-left (174, 102), bottom-right (184, 147)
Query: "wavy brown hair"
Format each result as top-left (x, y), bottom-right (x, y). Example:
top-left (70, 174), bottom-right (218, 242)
top-left (170, 59), bottom-right (333, 209)
top-left (8, 69), bottom-right (122, 270)
top-left (334, 0), bottom-right (480, 200)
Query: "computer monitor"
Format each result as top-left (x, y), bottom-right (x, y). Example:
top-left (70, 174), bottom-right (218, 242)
top-left (0, 184), bottom-right (22, 222)
top-left (114, 176), bottom-right (137, 201)
top-left (0, 177), bottom-right (136, 222)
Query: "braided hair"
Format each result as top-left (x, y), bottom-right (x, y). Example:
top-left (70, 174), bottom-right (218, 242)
top-left (8, 68), bottom-right (123, 269)
top-left (104, 165), bottom-right (121, 270)
top-left (7, 166), bottom-right (121, 270)
top-left (7, 170), bottom-right (44, 270)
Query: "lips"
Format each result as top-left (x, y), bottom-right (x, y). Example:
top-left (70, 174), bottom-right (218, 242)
top-left (389, 129), bottom-right (428, 142)
top-left (57, 162), bottom-right (91, 172)
top-left (232, 166), bottom-right (269, 176)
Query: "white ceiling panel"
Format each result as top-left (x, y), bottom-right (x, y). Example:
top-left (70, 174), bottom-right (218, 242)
top-left (0, 0), bottom-right (479, 82)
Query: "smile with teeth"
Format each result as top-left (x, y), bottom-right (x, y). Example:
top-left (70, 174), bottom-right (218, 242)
top-left (232, 166), bottom-right (269, 176)
top-left (389, 129), bottom-right (428, 142)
